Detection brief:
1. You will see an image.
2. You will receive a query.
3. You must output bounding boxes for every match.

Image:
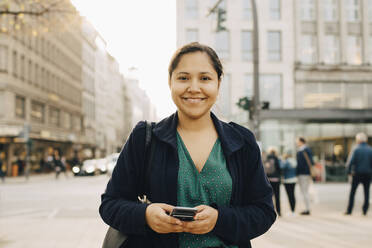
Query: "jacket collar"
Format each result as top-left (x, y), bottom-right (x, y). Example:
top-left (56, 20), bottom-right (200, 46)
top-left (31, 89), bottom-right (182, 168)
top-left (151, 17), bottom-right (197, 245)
top-left (152, 112), bottom-right (245, 156)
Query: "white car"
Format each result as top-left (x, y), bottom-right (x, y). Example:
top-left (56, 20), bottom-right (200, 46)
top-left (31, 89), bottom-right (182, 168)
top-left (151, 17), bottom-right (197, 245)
top-left (106, 153), bottom-right (120, 176)
top-left (95, 158), bottom-right (108, 174)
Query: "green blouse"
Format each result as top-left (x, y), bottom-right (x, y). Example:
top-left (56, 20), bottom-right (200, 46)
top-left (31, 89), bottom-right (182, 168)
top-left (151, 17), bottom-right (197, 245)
top-left (176, 132), bottom-right (237, 248)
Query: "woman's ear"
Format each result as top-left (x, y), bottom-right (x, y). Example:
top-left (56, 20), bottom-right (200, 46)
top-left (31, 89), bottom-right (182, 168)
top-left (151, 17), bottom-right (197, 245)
top-left (218, 79), bottom-right (221, 89)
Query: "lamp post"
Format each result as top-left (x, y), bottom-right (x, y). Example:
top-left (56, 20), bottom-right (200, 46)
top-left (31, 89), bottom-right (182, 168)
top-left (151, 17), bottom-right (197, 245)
top-left (251, 0), bottom-right (260, 141)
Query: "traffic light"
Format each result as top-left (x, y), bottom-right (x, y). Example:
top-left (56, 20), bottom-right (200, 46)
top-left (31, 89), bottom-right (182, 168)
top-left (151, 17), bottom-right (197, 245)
top-left (216, 8), bottom-right (227, 32)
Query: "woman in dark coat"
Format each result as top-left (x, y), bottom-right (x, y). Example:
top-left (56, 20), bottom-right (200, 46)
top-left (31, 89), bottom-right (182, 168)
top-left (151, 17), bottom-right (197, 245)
top-left (99, 42), bottom-right (276, 248)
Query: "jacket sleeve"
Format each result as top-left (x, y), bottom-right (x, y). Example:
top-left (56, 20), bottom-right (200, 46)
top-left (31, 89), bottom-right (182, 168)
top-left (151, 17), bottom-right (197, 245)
top-left (99, 121), bottom-right (150, 235)
top-left (212, 142), bottom-right (276, 246)
top-left (346, 149), bottom-right (356, 174)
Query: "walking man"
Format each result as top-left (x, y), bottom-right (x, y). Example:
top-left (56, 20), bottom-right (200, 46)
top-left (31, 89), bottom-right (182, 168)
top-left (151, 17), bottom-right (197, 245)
top-left (296, 137), bottom-right (314, 215)
top-left (345, 133), bottom-right (372, 216)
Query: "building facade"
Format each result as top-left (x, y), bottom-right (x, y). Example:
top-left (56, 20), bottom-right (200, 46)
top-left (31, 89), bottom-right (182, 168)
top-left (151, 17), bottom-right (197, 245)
top-left (177, 0), bottom-right (372, 165)
top-left (0, 8), bottom-right (85, 175)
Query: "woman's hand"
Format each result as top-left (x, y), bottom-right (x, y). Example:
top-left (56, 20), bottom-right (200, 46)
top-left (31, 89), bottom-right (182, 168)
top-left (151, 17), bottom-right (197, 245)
top-left (145, 203), bottom-right (184, 234)
top-left (182, 205), bottom-right (218, 234)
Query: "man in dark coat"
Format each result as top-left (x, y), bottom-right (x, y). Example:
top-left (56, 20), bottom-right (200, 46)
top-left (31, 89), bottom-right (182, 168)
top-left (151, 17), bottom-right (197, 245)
top-left (345, 133), bottom-right (372, 216)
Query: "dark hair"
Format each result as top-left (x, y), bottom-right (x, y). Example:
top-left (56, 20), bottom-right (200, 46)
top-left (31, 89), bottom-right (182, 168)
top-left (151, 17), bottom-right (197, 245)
top-left (298, 137), bottom-right (306, 144)
top-left (168, 42), bottom-right (224, 80)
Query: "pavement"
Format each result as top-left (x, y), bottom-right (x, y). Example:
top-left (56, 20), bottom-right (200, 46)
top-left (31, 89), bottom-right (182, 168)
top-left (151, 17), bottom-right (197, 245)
top-left (0, 173), bottom-right (371, 248)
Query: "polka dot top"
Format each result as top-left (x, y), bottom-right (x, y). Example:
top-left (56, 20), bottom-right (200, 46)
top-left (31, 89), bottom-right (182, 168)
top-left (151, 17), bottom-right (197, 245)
top-left (176, 132), bottom-right (237, 248)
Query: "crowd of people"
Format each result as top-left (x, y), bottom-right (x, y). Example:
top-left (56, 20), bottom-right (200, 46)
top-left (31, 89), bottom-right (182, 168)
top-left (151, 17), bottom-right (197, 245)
top-left (263, 133), bottom-right (372, 218)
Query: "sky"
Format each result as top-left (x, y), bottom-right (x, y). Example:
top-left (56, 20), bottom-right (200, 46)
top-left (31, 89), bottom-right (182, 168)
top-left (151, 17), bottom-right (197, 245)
top-left (71, 0), bottom-right (177, 118)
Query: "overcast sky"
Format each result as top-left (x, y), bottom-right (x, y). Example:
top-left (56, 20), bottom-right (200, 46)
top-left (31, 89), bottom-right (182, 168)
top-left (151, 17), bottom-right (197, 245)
top-left (71, 0), bottom-right (178, 118)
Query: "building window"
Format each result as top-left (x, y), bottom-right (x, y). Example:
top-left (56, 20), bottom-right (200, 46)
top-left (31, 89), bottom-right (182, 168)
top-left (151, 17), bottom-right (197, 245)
top-left (49, 107), bottom-right (60, 127)
top-left (12, 50), bottom-right (17, 77)
top-left (369, 0), bottom-right (372, 22)
top-left (73, 115), bottom-right (82, 131)
top-left (346, 0), bottom-right (360, 22)
top-left (295, 83), bottom-right (320, 108)
top-left (28, 60), bottom-right (32, 83)
top-left (268, 31), bottom-right (281, 61)
top-left (219, 74), bottom-right (231, 117)
top-left (185, 0), bottom-right (198, 19)
top-left (242, 0), bottom-right (252, 20)
top-left (64, 112), bottom-right (71, 129)
top-left (269, 0), bottom-right (281, 20)
top-left (301, 0), bottom-right (316, 21)
top-left (260, 74), bottom-right (282, 109)
top-left (31, 101), bottom-right (45, 123)
top-left (185, 29), bottom-right (199, 43)
top-left (15, 96), bottom-right (25, 119)
top-left (369, 36), bottom-right (372, 63)
top-left (20, 55), bottom-right (25, 81)
top-left (345, 84), bottom-right (364, 108)
top-left (324, 0), bottom-right (338, 22)
top-left (300, 34), bottom-right (317, 64)
top-left (0, 45), bottom-right (8, 73)
top-left (241, 31), bottom-right (253, 61)
top-left (367, 84), bottom-right (372, 108)
top-left (323, 35), bottom-right (340, 64)
top-left (347, 35), bottom-right (362, 65)
top-left (321, 83), bottom-right (342, 108)
top-left (244, 74), bottom-right (253, 98)
top-left (215, 30), bottom-right (230, 59)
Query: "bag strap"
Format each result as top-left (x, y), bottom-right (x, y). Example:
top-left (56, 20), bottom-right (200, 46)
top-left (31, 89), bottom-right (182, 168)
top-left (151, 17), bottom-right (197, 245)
top-left (140, 121), bottom-right (156, 202)
top-left (302, 150), bottom-right (313, 171)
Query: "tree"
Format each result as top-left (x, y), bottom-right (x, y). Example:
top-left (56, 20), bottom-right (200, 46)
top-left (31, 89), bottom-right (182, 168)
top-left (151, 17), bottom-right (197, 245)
top-left (0, 0), bottom-right (79, 35)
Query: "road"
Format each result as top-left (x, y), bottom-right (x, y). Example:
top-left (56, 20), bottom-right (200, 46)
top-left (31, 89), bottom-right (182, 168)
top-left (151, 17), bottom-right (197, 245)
top-left (0, 173), bottom-right (371, 248)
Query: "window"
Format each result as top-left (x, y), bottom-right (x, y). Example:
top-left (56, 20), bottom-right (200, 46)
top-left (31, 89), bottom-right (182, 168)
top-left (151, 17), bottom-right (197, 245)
top-left (185, 29), bottom-right (198, 43)
top-left (268, 31), bottom-right (281, 61)
top-left (31, 101), bottom-right (44, 123)
top-left (300, 35), bottom-right (317, 64)
top-left (215, 30), bottom-right (230, 59)
top-left (49, 107), bottom-right (60, 126)
top-left (34, 63), bottom-right (39, 86)
top-left (73, 115), bottom-right (82, 131)
top-left (321, 83), bottom-right (342, 108)
top-left (347, 0), bottom-right (360, 22)
top-left (260, 75), bottom-right (282, 108)
top-left (28, 60), bottom-right (32, 83)
top-left (12, 50), bottom-right (17, 77)
top-left (15, 96), bottom-right (25, 119)
top-left (367, 84), bottom-right (372, 107)
top-left (369, 0), bottom-right (372, 22)
top-left (324, 35), bottom-right (340, 64)
top-left (219, 74), bottom-right (231, 117)
top-left (64, 112), bottom-right (71, 129)
top-left (301, 0), bottom-right (316, 21)
top-left (20, 55), bottom-right (25, 81)
top-left (295, 83), bottom-right (320, 108)
top-left (244, 74), bottom-right (253, 98)
top-left (0, 45), bottom-right (8, 73)
top-left (347, 35), bottom-right (362, 65)
top-left (369, 36), bottom-right (372, 63)
top-left (243, 74), bottom-right (281, 108)
top-left (324, 0), bottom-right (338, 22)
top-left (242, 0), bottom-right (252, 20)
top-left (242, 31), bottom-right (253, 61)
top-left (269, 0), bottom-right (281, 20)
top-left (345, 84), bottom-right (364, 108)
top-left (185, 0), bottom-right (198, 19)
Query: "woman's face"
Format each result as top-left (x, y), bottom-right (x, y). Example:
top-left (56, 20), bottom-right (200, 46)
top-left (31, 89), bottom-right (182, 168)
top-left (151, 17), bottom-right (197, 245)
top-left (169, 52), bottom-right (220, 120)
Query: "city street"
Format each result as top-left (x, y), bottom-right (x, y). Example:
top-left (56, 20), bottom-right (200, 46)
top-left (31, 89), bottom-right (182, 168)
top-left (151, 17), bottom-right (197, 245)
top-left (0, 174), bottom-right (371, 248)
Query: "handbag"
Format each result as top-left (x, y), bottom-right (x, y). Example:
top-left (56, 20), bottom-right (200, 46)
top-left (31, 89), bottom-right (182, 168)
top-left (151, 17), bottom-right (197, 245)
top-left (302, 150), bottom-right (317, 178)
top-left (102, 121), bottom-right (156, 248)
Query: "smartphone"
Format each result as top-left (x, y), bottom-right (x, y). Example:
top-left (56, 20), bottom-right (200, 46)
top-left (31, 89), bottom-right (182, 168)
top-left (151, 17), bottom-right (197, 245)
top-left (170, 206), bottom-right (198, 221)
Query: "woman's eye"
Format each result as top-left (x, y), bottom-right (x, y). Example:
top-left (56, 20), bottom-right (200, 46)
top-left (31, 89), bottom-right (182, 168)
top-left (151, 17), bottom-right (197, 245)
top-left (201, 76), bottom-right (211, 81)
top-left (178, 76), bottom-right (188, 81)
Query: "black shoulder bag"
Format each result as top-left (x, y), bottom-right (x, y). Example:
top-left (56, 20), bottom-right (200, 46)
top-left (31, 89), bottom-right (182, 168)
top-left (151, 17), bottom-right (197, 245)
top-left (102, 121), bottom-right (156, 248)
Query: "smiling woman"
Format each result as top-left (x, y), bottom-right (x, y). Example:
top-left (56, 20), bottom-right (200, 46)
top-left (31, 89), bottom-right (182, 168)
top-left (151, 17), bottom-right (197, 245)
top-left (99, 42), bottom-right (276, 248)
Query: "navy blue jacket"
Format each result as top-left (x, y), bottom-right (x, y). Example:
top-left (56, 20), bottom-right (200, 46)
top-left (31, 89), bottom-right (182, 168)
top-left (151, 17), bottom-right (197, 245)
top-left (296, 146), bottom-right (314, 176)
top-left (99, 112), bottom-right (276, 248)
top-left (347, 143), bottom-right (372, 175)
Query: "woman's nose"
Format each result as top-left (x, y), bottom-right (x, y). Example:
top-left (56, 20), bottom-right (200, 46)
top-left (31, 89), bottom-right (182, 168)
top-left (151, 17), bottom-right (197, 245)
top-left (187, 78), bottom-right (201, 92)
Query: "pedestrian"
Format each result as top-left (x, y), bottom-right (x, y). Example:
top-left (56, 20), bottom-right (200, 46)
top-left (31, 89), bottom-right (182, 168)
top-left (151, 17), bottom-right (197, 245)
top-left (99, 42), bottom-right (276, 248)
top-left (0, 152), bottom-right (6, 183)
top-left (280, 151), bottom-right (297, 216)
top-left (344, 133), bottom-right (372, 216)
top-left (264, 147), bottom-right (282, 216)
top-left (296, 137), bottom-right (314, 215)
top-left (53, 150), bottom-right (67, 179)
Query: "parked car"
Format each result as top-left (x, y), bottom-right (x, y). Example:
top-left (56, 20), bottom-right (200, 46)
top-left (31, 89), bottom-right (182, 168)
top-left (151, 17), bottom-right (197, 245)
top-left (106, 153), bottom-right (120, 176)
top-left (73, 159), bottom-right (97, 176)
top-left (95, 158), bottom-right (108, 174)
